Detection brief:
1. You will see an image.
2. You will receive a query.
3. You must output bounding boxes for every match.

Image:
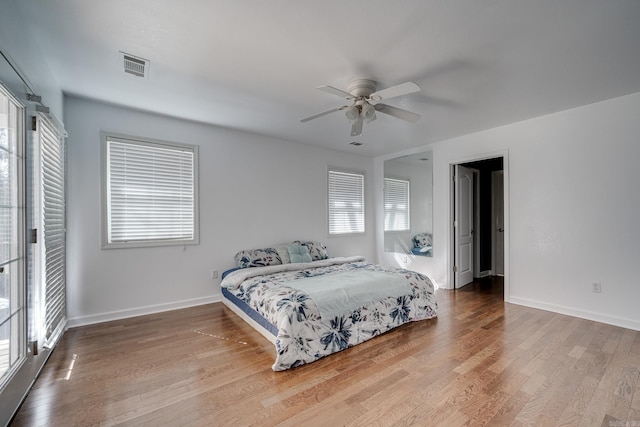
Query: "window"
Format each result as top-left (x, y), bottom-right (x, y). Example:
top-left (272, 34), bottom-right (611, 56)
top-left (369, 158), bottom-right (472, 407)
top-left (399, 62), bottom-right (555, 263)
top-left (384, 178), bottom-right (410, 232)
top-left (328, 169), bottom-right (365, 235)
top-left (102, 133), bottom-right (199, 248)
top-left (0, 84), bottom-right (25, 389)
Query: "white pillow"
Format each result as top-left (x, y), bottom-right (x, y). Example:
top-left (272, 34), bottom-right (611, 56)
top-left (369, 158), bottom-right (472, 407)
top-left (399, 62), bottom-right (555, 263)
top-left (275, 244), bottom-right (291, 264)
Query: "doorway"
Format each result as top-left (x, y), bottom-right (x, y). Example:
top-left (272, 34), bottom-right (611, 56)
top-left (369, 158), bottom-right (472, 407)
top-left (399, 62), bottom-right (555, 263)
top-left (450, 156), bottom-right (506, 294)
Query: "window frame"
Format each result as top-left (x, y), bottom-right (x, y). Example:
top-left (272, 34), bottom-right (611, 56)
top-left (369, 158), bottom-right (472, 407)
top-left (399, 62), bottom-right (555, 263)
top-left (327, 168), bottom-right (366, 236)
top-left (100, 131), bottom-right (199, 249)
top-left (384, 177), bottom-right (411, 232)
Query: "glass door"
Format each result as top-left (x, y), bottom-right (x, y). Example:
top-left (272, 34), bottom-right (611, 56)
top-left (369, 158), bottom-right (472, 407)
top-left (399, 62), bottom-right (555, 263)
top-left (0, 84), bottom-right (25, 389)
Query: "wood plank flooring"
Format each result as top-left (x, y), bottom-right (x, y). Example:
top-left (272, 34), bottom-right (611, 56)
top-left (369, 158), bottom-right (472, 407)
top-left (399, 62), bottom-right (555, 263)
top-left (10, 277), bottom-right (640, 426)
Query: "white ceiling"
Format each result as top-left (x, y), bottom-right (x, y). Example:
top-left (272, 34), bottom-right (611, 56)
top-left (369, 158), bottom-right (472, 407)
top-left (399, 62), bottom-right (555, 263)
top-left (17, 0), bottom-right (640, 157)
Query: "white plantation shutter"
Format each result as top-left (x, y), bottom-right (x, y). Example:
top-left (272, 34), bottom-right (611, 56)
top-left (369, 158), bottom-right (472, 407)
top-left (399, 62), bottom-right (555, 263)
top-left (104, 135), bottom-right (198, 247)
top-left (38, 114), bottom-right (66, 342)
top-left (328, 170), bottom-right (365, 234)
top-left (384, 178), bottom-right (410, 232)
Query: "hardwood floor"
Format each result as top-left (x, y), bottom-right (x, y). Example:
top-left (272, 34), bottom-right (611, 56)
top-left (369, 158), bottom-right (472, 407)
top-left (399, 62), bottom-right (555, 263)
top-left (11, 277), bottom-right (640, 426)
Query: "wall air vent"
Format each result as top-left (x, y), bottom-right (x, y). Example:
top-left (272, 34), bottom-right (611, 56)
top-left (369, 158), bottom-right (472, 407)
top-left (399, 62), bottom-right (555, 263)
top-left (120, 52), bottom-right (149, 78)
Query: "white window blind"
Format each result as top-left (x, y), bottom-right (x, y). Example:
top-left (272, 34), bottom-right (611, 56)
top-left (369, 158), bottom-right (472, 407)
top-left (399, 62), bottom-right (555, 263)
top-left (384, 178), bottom-right (410, 232)
top-left (328, 170), bottom-right (365, 235)
top-left (104, 135), bottom-right (198, 248)
top-left (38, 113), bottom-right (66, 343)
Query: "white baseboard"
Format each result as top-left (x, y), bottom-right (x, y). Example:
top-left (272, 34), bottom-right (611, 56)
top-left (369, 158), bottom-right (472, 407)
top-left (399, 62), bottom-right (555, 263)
top-left (507, 296), bottom-right (640, 332)
top-left (478, 270), bottom-right (492, 278)
top-left (67, 295), bottom-right (223, 328)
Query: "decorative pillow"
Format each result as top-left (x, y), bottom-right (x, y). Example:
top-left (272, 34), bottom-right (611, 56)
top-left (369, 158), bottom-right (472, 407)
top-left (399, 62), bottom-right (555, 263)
top-left (275, 244), bottom-right (291, 264)
top-left (234, 248), bottom-right (282, 269)
top-left (294, 240), bottom-right (329, 261)
top-left (412, 233), bottom-right (433, 248)
top-left (287, 244), bottom-right (312, 263)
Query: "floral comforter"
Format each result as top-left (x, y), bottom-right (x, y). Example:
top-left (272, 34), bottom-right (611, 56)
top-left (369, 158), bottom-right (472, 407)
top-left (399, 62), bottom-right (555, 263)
top-left (221, 257), bottom-right (437, 371)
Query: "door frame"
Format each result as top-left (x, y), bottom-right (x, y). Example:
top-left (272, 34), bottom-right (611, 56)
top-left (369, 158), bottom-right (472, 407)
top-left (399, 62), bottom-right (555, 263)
top-left (447, 150), bottom-right (509, 300)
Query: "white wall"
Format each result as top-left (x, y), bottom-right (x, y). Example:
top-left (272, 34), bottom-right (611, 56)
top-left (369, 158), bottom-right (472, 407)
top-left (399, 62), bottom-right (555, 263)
top-left (0, 1), bottom-right (63, 119)
top-left (65, 96), bottom-right (376, 326)
top-left (377, 92), bottom-right (640, 331)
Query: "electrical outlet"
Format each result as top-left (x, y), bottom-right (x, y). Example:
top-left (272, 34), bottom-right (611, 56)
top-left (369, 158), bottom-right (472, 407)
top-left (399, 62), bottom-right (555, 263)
top-left (592, 282), bottom-right (602, 293)
top-left (211, 269), bottom-right (219, 280)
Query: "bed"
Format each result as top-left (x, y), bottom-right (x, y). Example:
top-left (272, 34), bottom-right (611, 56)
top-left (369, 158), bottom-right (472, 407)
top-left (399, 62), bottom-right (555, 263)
top-left (411, 232), bottom-right (433, 257)
top-left (220, 242), bottom-right (437, 371)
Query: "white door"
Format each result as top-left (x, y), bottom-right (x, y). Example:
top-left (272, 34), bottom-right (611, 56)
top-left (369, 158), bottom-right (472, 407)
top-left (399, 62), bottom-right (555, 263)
top-left (492, 171), bottom-right (504, 275)
top-left (455, 165), bottom-right (474, 287)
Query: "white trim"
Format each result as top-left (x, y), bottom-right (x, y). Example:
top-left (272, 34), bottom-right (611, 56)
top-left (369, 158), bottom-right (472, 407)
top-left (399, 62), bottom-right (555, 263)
top-left (508, 297), bottom-right (640, 332)
top-left (448, 164), bottom-right (455, 288)
top-left (66, 295), bottom-right (220, 328)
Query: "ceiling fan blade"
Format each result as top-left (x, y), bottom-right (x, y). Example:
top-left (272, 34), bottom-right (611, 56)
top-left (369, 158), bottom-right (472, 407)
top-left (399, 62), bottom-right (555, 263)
top-left (300, 106), bottom-right (346, 123)
top-left (317, 85), bottom-right (354, 99)
top-left (374, 103), bottom-right (421, 123)
top-left (350, 118), bottom-right (363, 137)
top-left (370, 82), bottom-right (420, 101)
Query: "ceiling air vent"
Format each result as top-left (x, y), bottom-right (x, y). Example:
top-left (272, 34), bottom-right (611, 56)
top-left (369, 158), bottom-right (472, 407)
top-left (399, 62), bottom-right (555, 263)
top-left (120, 52), bottom-right (149, 78)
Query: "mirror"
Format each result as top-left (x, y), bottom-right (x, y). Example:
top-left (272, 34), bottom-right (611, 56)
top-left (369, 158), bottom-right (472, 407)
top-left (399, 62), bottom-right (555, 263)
top-left (384, 151), bottom-right (433, 256)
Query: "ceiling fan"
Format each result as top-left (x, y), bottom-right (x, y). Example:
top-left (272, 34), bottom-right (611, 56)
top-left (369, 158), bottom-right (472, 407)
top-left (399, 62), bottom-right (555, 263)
top-left (301, 79), bottom-right (421, 137)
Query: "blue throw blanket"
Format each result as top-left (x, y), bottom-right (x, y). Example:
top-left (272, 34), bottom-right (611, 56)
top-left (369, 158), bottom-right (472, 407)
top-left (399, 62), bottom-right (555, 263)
top-left (285, 270), bottom-right (411, 319)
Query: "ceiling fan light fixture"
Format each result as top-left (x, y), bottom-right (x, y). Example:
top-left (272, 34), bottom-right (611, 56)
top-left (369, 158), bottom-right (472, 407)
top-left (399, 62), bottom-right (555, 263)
top-left (345, 105), bottom-right (360, 122)
top-left (301, 79), bottom-right (421, 136)
top-left (361, 103), bottom-right (376, 123)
